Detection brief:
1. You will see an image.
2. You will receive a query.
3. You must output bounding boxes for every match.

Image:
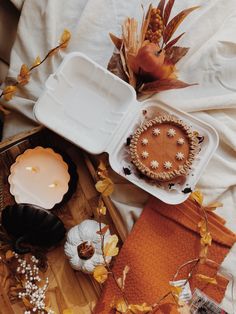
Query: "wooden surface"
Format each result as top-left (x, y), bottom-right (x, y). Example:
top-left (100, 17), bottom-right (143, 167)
top-left (0, 127), bottom-right (128, 314)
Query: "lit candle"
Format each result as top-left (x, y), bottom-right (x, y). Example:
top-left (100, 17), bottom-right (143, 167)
top-left (8, 147), bottom-right (70, 209)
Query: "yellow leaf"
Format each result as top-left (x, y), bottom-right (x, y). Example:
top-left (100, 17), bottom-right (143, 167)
top-left (104, 234), bottom-right (119, 257)
top-left (93, 265), bottom-right (108, 283)
top-left (199, 245), bottom-right (208, 262)
top-left (60, 29), bottom-right (71, 48)
top-left (195, 274), bottom-right (217, 285)
top-left (3, 85), bottom-right (17, 101)
top-left (205, 202), bottom-right (223, 211)
top-left (170, 285), bottom-right (182, 297)
top-left (190, 190), bottom-right (203, 206)
top-left (32, 56), bottom-right (41, 67)
top-left (63, 309), bottom-right (73, 314)
top-left (95, 178), bottom-right (114, 196)
top-left (200, 232), bottom-right (212, 246)
top-left (112, 299), bottom-right (128, 313)
top-left (128, 303), bottom-right (152, 313)
top-left (17, 64), bottom-right (30, 86)
top-left (97, 204), bottom-right (107, 215)
top-left (5, 250), bottom-right (14, 260)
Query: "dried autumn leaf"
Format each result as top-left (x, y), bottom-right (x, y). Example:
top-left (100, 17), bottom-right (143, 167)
top-left (128, 303), bottom-right (152, 313)
top-left (96, 225), bottom-right (110, 235)
top-left (198, 219), bottom-right (207, 235)
top-left (104, 234), bottom-right (119, 257)
top-left (140, 78), bottom-right (194, 95)
top-left (117, 265), bottom-right (130, 290)
top-left (205, 202), bottom-right (223, 211)
top-left (163, 0), bottom-right (175, 26)
top-left (107, 53), bottom-right (129, 82)
top-left (158, 0), bottom-right (166, 17)
top-left (17, 64), bottom-right (30, 86)
top-left (170, 285), bottom-right (182, 297)
top-left (32, 56), bottom-right (41, 67)
top-left (112, 299), bottom-right (128, 313)
top-left (5, 250), bottom-right (14, 260)
top-left (93, 265), bottom-right (108, 283)
top-left (109, 33), bottom-right (123, 50)
top-left (95, 178), bottom-right (114, 196)
top-left (165, 46), bottom-right (189, 65)
top-left (195, 274), bottom-right (217, 285)
top-left (97, 204), bottom-right (107, 216)
top-left (3, 85), bottom-right (17, 101)
top-left (199, 245), bottom-right (208, 261)
top-left (164, 33), bottom-right (185, 50)
top-left (163, 6), bottom-right (200, 44)
top-left (60, 29), bottom-right (71, 48)
top-left (190, 190), bottom-right (204, 206)
top-left (201, 232), bottom-right (212, 246)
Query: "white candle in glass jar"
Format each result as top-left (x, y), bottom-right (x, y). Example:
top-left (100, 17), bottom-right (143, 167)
top-left (8, 146), bottom-right (70, 209)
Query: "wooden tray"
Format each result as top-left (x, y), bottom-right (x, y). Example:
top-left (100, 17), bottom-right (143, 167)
top-left (0, 127), bottom-right (128, 314)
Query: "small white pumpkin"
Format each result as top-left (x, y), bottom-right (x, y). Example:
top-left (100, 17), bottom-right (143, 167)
top-left (64, 219), bottom-right (111, 273)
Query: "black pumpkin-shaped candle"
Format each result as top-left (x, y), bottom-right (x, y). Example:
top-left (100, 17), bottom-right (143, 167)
top-left (1, 203), bottom-right (66, 254)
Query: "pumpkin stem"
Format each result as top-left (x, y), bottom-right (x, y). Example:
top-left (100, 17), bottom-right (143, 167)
top-left (77, 241), bottom-right (95, 260)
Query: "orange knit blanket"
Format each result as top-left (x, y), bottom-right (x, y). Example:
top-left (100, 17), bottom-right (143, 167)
top-left (95, 197), bottom-right (236, 313)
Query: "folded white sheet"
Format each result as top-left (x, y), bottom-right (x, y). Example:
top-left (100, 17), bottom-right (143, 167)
top-left (4, 0), bottom-right (236, 312)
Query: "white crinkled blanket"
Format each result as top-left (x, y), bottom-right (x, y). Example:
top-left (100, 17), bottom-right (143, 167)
top-left (5, 0), bottom-right (236, 312)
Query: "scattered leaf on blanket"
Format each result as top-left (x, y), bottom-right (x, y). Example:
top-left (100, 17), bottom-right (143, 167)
top-left (95, 178), bottom-right (114, 196)
top-left (96, 225), bottom-right (109, 235)
top-left (200, 232), bottom-right (212, 246)
top-left (17, 64), bottom-right (30, 86)
top-left (190, 190), bottom-right (203, 206)
top-left (117, 265), bottom-right (130, 290)
top-left (3, 85), bottom-right (17, 101)
top-left (93, 265), bottom-right (108, 283)
top-left (32, 56), bottom-right (41, 67)
top-left (128, 303), bottom-right (152, 313)
top-left (104, 234), bottom-right (119, 257)
top-left (163, 0), bottom-right (175, 26)
top-left (5, 250), bottom-right (14, 260)
top-left (199, 245), bottom-right (208, 263)
top-left (60, 29), bottom-right (71, 48)
top-left (195, 274), bottom-right (217, 285)
top-left (139, 79), bottom-right (194, 95)
top-left (163, 6), bottom-right (200, 44)
top-left (112, 299), bottom-right (128, 313)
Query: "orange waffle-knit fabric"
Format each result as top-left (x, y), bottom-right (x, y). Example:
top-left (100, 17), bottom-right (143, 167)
top-left (95, 197), bottom-right (236, 313)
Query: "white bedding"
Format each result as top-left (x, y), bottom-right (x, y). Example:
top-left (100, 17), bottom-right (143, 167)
top-left (3, 0), bottom-right (236, 312)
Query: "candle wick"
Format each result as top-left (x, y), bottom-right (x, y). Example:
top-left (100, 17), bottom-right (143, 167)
top-left (25, 166), bottom-right (38, 173)
top-left (48, 181), bottom-right (59, 188)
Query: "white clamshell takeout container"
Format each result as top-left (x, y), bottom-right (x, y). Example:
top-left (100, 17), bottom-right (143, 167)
top-left (34, 52), bottom-right (219, 204)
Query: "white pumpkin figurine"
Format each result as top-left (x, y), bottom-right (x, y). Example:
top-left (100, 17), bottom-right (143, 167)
top-left (64, 219), bottom-right (112, 273)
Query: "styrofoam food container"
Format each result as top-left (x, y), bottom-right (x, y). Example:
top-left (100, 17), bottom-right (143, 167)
top-left (34, 52), bottom-right (219, 204)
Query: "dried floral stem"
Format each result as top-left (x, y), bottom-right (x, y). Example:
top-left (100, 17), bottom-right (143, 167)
top-left (98, 213), bottom-right (132, 311)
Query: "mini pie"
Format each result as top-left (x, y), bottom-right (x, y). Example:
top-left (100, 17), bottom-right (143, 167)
top-left (129, 115), bottom-right (198, 181)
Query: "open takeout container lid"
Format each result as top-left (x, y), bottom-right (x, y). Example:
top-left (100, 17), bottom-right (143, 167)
top-left (34, 52), bottom-right (219, 204)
